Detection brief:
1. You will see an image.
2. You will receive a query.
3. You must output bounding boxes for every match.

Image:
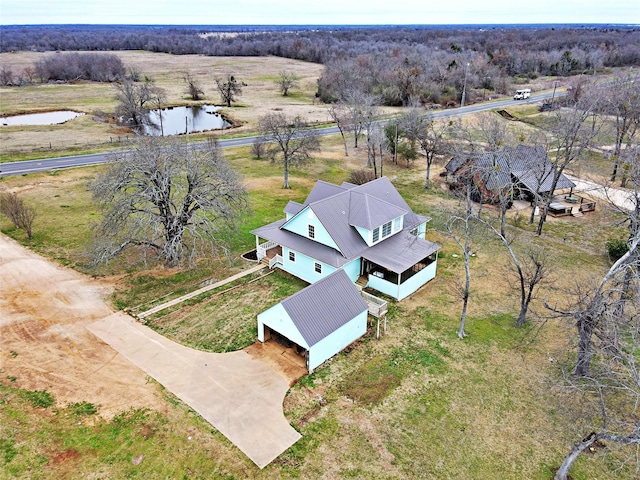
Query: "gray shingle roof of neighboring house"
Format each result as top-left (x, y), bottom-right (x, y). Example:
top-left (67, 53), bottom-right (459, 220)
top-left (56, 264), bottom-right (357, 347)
top-left (445, 145), bottom-right (575, 195)
top-left (363, 231), bottom-right (440, 274)
top-left (281, 269), bottom-right (368, 347)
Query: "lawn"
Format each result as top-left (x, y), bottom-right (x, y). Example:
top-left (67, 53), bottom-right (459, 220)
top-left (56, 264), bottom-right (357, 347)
top-left (0, 55), bottom-right (635, 479)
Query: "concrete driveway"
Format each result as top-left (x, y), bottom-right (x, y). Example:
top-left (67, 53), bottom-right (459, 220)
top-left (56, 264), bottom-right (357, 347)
top-left (88, 313), bottom-right (301, 469)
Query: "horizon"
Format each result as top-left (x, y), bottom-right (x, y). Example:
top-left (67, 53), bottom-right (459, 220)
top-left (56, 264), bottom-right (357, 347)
top-left (2, 0), bottom-right (638, 27)
top-left (2, 22), bottom-right (638, 28)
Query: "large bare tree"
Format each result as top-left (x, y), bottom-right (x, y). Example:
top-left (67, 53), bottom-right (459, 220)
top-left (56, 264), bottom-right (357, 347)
top-left (90, 138), bottom-right (248, 267)
top-left (258, 113), bottom-right (320, 189)
top-left (214, 73), bottom-right (243, 107)
top-left (552, 253), bottom-right (640, 479)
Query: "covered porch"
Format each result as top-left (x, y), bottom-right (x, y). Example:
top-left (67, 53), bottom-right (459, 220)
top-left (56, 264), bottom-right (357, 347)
top-left (361, 232), bottom-right (440, 301)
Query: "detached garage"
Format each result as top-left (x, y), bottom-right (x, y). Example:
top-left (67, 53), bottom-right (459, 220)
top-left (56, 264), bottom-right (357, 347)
top-left (257, 269), bottom-right (368, 372)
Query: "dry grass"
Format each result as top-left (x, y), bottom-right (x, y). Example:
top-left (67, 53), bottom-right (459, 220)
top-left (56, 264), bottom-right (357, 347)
top-left (0, 51), bottom-right (403, 156)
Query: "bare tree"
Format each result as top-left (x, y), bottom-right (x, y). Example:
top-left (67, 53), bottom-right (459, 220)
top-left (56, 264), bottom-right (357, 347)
top-left (214, 73), bottom-right (243, 107)
top-left (444, 169), bottom-right (478, 339)
top-left (114, 79), bottom-right (165, 133)
top-left (183, 72), bottom-right (204, 101)
top-left (552, 272), bottom-right (640, 479)
top-left (366, 123), bottom-right (387, 178)
top-left (90, 137), bottom-right (248, 267)
top-left (602, 71), bottom-right (640, 182)
top-left (251, 135), bottom-right (269, 159)
top-left (258, 113), bottom-right (321, 189)
top-left (0, 192), bottom-right (36, 239)
top-left (276, 70), bottom-right (299, 96)
top-left (537, 92), bottom-right (602, 235)
top-left (327, 102), bottom-right (350, 156)
top-left (343, 89), bottom-right (379, 149)
top-left (480, 215), bottom-right (551, 326)
top-left (397, 109), bottom-right (451, 189)
top-left (0, 65), bottom-right (14, 86)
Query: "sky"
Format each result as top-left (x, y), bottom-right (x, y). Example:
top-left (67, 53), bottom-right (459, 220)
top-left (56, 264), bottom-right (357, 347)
top-left (1, 0), bottom-right (638, 26)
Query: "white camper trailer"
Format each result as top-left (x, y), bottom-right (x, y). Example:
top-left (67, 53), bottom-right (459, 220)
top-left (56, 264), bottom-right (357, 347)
top-left (513, 89), bottom-right (531, 100)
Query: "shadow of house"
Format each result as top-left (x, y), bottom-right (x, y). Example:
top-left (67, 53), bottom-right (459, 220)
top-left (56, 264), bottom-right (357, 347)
top-left (444, 145), bottom-right (576, 206)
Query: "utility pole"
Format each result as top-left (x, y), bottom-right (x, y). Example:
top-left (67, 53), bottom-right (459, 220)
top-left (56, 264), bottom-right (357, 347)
top-left (461, 62), bottom-right (470, 108)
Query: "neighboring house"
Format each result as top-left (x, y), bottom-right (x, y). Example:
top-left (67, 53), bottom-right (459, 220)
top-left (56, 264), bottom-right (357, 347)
top-left (252, 176), bottom-right (440, 372)
top-left (444, 145), bottom-right (576, 206)
top-left (252, 176), bottom-right (440, 301)
top-left (257, 269), bottom-right (369, 372)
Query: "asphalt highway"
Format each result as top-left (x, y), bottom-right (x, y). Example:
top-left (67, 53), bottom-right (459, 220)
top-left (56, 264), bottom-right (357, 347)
top-left (0, 91), bottom-right (559, 177)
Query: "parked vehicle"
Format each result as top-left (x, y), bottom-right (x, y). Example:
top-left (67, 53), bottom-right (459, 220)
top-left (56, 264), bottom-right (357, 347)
top-left (513, 88), bottom-right (531, 100)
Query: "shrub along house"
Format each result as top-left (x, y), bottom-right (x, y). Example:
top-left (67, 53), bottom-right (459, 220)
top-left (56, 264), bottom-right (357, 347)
top-left (252, 176), bottom-right (440, 371)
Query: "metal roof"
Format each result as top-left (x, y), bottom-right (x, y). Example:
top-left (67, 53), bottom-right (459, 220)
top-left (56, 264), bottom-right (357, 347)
top-left (251, 176), bottom-right (434, 268)
top-left (252, 219), bottom-right (353, 267)
top-left (348, 191), bottom-right (408, 230)
top-left (363, 232), bottom-right (440, 274)
top-left (284, 200), bottom-right (304, 217)
top-left (281, 269), bottom-right (368, 347)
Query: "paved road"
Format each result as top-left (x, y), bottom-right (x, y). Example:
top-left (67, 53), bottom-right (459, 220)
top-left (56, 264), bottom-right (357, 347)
top-left (0, 91), bottom-right (560, 177)
top-left (88, 312), bottom-right (301, 469)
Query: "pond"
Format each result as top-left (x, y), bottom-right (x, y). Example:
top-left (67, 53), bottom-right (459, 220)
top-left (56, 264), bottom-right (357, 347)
top-left (143, 105), bottom-right (231, 136)
top-left (1, 110), bottom-right (84, 126)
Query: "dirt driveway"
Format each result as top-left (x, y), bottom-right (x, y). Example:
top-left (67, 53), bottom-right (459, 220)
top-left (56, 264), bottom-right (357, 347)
top-left (0, 234), bottom-right (165, 418)
top-left (1, 233), bottom-right (302, 467)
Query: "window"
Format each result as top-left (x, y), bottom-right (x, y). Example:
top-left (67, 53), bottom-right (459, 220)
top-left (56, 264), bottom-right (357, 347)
top-left (382, 221), bottom-right (392, 238)
top-left (289, 251), bottom-right (296, 262)
top-left (314, 262), bottom-right (322, 274)
top-left (308, 224), bottom-right (315, 239)
top-left (410, 228), bottom-right (418, 237)
top-left (394, 217), bottom-right (401, 231)
top-left (372, 227), bottom-right (380, 243)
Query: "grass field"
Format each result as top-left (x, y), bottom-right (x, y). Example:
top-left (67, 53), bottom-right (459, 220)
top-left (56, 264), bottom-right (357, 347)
top-left (0, 54), bottom-right (635, 479)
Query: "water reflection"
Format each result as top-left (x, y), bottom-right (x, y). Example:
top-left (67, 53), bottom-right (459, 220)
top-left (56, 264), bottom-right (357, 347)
top-left (1, 111), bottom-right (84, 126)
top-left (144, 105), bottom-right (230, 136)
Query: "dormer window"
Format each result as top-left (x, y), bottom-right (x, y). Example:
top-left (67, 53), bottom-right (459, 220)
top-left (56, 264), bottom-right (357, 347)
top-left (382, 221), bottom-right (392, 238)
top-left (308, 224), bottom-right (315, 239)
top-left (372, 227), bottom-right (380, 243)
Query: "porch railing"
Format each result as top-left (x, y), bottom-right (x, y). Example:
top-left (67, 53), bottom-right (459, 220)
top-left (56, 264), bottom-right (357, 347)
top-left (361, 290), bottom-right (388, 318)
top-left (269, 254), bottom-right (283, 269)
top-left (257, 240), bottom-right (278, 261)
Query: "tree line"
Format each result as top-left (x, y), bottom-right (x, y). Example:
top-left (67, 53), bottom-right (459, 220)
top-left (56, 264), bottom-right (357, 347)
top-left (2, 25), bottom-right (639, 101)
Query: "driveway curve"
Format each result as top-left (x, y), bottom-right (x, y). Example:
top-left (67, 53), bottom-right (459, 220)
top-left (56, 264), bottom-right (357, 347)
top-left (88, 313), bottom-right (301, 468)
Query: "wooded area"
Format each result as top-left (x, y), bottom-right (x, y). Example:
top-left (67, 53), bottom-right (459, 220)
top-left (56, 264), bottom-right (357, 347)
top-left (2, 25), bottom-right (639, 106)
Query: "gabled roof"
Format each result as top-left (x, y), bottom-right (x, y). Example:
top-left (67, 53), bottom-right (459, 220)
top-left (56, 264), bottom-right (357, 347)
top-left (252, 176), bottom-right (434, 268)
top-left (281, 269), bottom-right (368, 347)
top-left (284, 200), bottom-right (304, 217)
top-left (348, 191), bottom-right (408, 230)
top-left (303, 180), bottom-right (348, 205)
top-left (445, 145), bottom-right (575, 194)
top-left (252, 219), bottom-right (353, 267)
top-left (351, 176), bottom-right (427, 229)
